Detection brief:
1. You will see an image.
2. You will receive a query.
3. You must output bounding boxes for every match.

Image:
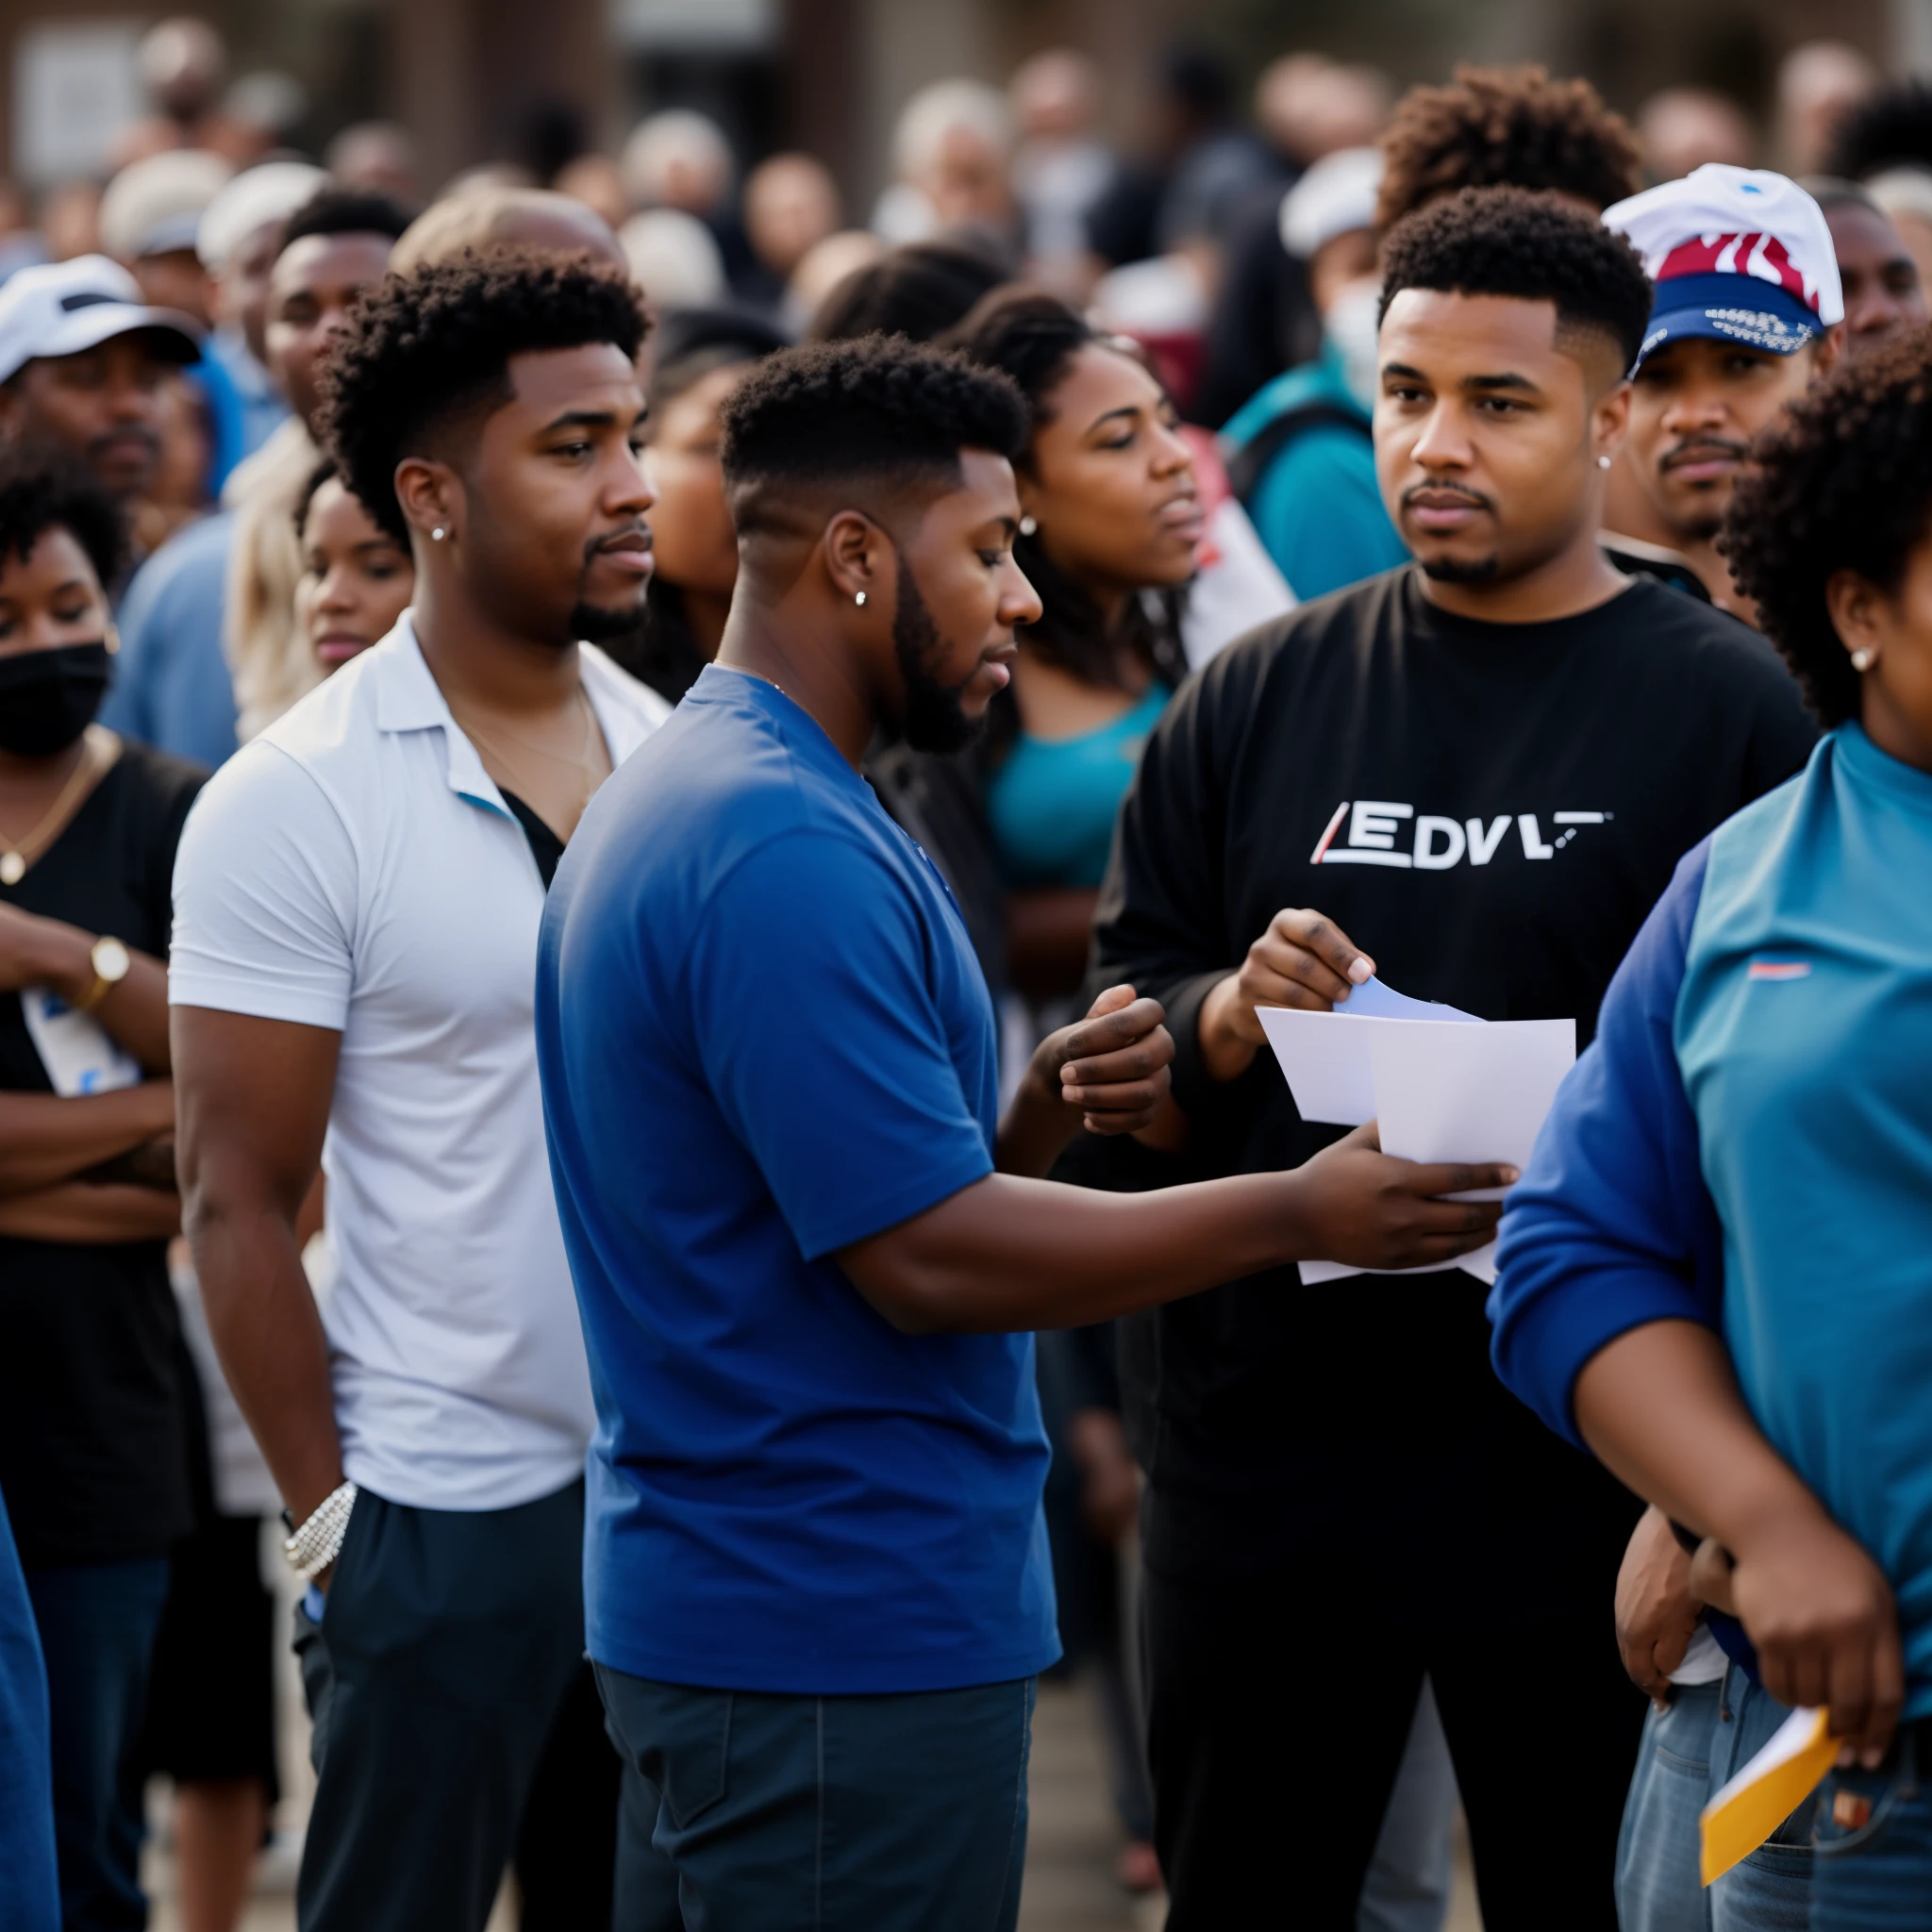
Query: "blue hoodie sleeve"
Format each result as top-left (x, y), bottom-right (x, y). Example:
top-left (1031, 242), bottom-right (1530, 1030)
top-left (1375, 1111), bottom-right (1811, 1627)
top-left (1489, 840), bottom-right (1724, 1449)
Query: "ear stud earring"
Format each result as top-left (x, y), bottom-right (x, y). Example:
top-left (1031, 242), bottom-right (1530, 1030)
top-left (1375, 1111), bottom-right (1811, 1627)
top-left (1019, 515), bottom-right (1038, 536)
top-left (431, 527), bottom-right (446, 541)
top-left (855, 591), bottom-right (867, 607)
top-left (1851, 648), bottom-right (1875, 672)
top-left (1596, 455), bottom-right (1612, 470)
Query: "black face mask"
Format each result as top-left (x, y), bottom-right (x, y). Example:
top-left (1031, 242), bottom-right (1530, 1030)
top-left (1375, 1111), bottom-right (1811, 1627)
top-left (0, 642), bottom-right (112, 758)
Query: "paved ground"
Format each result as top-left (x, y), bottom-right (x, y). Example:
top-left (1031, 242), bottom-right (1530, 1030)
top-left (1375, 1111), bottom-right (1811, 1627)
top-left (144, 1671), bottom-right (1482, 1931)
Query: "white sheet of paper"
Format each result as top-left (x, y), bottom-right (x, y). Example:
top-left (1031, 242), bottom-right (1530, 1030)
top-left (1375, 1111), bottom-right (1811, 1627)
top-left (1256, 1005), bottom-right (1377, 1125)
top-left (1254, 979), bottom-right (1479, 1127)
top-left (1257, 993), bottom-right (1575, 1287)
top-left (19, 988), bottom-right (142, 1098)
top-left (1370, 1018), bottom-right (1576, 1197)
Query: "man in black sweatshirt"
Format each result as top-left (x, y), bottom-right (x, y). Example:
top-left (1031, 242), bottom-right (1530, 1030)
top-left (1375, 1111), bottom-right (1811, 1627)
top-left (1092, 188), bottom-right (1818, 1928)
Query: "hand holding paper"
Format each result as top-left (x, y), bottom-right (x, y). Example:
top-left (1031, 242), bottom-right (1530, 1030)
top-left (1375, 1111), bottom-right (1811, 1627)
top-left (1257, 979), bottom-right (1575, 1283)
top-left (1290, 1122), bottom-right (1517, 1275)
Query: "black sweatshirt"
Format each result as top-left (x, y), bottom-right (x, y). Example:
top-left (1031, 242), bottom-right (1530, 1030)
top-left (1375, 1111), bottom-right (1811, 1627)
top-left (1091, 566), bottom-right (1817, 1623)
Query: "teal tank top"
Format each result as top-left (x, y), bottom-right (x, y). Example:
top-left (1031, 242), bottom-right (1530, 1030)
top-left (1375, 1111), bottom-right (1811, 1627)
top-left (986, 682), bottom-right (1171, 890)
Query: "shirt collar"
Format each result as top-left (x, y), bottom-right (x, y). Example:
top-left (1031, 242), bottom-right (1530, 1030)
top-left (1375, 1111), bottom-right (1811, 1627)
top-left (1836, 721), bottom-right (1932, 819)
top-left (369, 610), bottom-right (663, 813)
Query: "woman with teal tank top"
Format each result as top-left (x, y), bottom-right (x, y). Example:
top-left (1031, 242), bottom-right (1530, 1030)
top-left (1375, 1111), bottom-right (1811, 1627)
top-left (1492, 330), bottom-right (1932, 1926)
top-left (944, 288), bottom-right (1202, 1897)
top-left (946, 291), bottom-right (1201, 1005)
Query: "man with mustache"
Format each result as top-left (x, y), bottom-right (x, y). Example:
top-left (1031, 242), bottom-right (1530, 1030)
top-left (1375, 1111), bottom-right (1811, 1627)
top-left (1089, 187), bottom-right (1818, 1927)
top-left (168, 253), bottom-right (670, 1932)
top-left (1606, 166), bottom-right (1847, 621)
top-left (0, 256), bottom-right (199, 529)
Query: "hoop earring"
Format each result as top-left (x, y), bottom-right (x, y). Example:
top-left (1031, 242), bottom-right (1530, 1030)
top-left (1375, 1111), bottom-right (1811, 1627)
top-left (1851, 647), bottom-right (1875, 672)
top-left (855, 591), bottom-right (867, 608)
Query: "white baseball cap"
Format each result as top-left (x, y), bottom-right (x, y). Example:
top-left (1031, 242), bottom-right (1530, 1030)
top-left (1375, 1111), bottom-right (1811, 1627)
top-left (1602, 163), bottom-right (1844, 366)
top-left (0, 256), bottom-right (202, 388)
top-left (197, 160), bottom-right (329, 271)
top-left (98, 149), bottom-right (234, 261)
top-left (1278, 147), bottom-right (1383, 260)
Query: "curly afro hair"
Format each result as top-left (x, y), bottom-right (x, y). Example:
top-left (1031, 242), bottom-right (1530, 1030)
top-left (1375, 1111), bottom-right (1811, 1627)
top-left (0, 447), bottom-right (127, 591)
top-left (1379, 186), bottom-right (1655, 375)
top-left (719, 333), bottom-right (1025, 535)
top-left (1824, 80), bottom-right (1932, 182)
top-left (1377, 64), bottom-right (1642, 232)
top-left (318, 249), bottom-right (647, 543)
top-left (1721, 325), bottom-right (1932, 726)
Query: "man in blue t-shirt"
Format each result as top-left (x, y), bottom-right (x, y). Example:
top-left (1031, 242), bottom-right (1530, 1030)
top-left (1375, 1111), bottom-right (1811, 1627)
top-left (536, 335), bottom-right (1518, 1931)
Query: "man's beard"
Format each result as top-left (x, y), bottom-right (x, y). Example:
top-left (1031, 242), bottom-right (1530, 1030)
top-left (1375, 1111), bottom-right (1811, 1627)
top-left (568, 597), bottom-right (645, 643)
top-left (1419, 551), bottom-right (1501, 585)
top-left (893, 558), bottom-right (984, 756)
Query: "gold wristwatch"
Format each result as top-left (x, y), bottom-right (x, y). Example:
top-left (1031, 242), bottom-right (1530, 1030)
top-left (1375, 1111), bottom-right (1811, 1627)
top-left (74, 935), bottom-right (130, 1013)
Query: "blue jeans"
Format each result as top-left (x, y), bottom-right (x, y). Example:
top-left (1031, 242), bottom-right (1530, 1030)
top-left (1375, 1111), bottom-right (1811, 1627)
top-left (1615, 1662), bottom-right (1812, 1932)
top-left (595, 1663), bottom-right (1034, 1932)
top-left (23, 1556), bottom-right (172, 1932)
top-left (1358, 1677), bottom-right (1457, 1932)
top-left (0, 1491), bottom-right (59, 1932)
top-left (1812, 1724), bottom-right (1932, 1928)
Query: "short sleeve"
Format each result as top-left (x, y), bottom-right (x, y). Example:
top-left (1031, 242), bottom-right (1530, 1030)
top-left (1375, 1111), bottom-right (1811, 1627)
top-left (687, 830), bottom-right (993, 1260)
top-left (169, 741), bottom-right (357, 1031)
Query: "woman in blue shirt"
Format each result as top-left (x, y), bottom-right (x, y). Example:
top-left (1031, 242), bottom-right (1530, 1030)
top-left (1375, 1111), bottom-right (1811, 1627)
top-left (1491, 328), bottom-right (1932, 1924)
top-left (948, 291), bottom-right (1201, 1003)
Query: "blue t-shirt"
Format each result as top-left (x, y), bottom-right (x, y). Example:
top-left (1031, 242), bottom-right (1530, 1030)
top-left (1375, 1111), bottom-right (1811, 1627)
top-left (537, 664), bottom-right (1058, 1694)
top-left (101, 511), bottom-right (237, 769)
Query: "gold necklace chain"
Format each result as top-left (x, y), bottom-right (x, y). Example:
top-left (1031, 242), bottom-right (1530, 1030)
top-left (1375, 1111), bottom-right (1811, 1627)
top-left (450, 689), bottom-right (599, 774)
top-left (0, 730), bottom-right (108, 886)
top-left (451, 691), bottom-right (603, 810)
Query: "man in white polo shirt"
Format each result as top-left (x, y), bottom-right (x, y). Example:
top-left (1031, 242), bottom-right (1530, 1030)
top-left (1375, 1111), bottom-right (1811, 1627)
top-left (170, 253), bottom-right (667, 1931)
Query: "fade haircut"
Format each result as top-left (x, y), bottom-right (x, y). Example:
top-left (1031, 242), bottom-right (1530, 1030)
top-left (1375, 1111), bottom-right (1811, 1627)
top-left (319, 249), bottom-right (648, 543)
top-left (1723, 325), bottom-right (1932, 726)
top-left (0, 448), bottom-right (127, 591)
top-left (718, 334), bottom-right (1025, 538)
top-left (1379, 186), bottom-right (1654, 377)
top-left (1377, 64), bottom-right (1642, 231)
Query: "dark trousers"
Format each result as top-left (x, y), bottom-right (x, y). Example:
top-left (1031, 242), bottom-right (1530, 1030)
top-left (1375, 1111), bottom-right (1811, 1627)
top-left (292, 1478), bottom-right (616, 1932)
top-left (1144, 1561), bottom-right (1643, 1931)
top-left (595, 1662), bottom-right (1035, 1932)
top-left (23, 1555), bottom-right (172, 1932)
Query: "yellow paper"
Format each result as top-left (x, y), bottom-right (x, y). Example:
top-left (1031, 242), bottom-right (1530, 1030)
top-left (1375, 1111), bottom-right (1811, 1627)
top-left (1700, 1706), bottom-right (1835, 1885)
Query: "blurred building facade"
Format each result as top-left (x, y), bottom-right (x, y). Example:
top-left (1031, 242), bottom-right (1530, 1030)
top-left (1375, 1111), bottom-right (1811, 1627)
top-left (4, 0), bottom-right (1931, 204)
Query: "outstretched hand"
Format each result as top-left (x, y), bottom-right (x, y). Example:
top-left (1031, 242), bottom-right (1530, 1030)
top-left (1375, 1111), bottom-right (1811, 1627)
top-left (1293, 1121), bottom-right (1515, 1273)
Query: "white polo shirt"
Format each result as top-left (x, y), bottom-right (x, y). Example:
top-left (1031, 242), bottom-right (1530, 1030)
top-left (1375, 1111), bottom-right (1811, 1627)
top-left (170, 615), bottom-right (669, 1511)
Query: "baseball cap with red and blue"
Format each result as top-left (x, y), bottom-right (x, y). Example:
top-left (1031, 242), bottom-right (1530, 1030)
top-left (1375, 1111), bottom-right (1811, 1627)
top-left (1601, 163), bottom-right (1844, 367)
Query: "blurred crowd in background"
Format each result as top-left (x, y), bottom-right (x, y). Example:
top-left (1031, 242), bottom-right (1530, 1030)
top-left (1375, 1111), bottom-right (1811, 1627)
top-left (8, 15), bottom-right (1932, 1930)
top-left (7, 17), bottom-right (1932, 526)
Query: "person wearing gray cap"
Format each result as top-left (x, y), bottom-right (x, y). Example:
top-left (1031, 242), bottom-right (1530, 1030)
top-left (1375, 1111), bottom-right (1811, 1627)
top-left (0, 256), bottom-right (200, 513)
